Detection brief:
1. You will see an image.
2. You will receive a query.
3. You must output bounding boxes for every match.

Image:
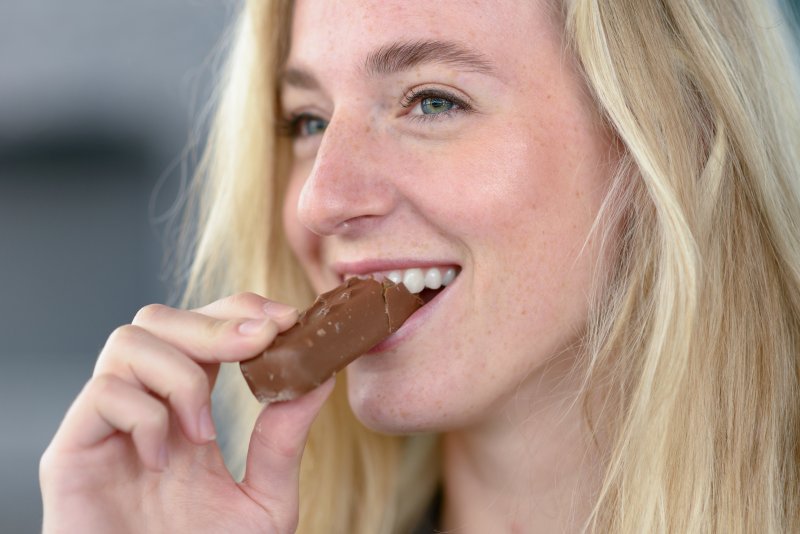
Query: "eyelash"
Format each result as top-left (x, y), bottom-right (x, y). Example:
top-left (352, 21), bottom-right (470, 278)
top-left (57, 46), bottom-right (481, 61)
top-left (279, 88), bottom-right (472, 138)
top-left (277, 113), bottom-right (318, 138)
top-left (400, 87), bottom-right (473, 122)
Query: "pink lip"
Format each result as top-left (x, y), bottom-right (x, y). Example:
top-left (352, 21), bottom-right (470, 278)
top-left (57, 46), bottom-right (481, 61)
top-left (332, 258), bottom-right (461, 280)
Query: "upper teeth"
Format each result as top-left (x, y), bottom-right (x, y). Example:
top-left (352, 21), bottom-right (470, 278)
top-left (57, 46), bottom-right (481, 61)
top-left (347, 266), bottom-right (458, 294)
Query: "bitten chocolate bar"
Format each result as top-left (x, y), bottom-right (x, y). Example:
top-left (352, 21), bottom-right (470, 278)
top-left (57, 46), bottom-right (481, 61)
top-left (240, 277), bottom-right (423, 402)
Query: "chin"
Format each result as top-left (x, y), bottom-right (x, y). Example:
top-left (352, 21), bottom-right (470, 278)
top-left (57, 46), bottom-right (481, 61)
top-left (345, 378), bottom-right (434, 434)
top-left (345, 371), bottom-right (480, 435)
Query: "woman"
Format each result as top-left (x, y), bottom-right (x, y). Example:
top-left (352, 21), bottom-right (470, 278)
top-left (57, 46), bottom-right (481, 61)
top-left (40, 0), bottom-right (800, 532)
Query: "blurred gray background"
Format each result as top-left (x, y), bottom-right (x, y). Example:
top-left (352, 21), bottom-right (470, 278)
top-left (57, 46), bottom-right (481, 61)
top-left (0, 1), bottom-right (236, 531)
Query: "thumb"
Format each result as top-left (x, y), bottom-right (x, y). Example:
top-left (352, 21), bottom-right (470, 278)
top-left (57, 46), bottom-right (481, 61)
top-left (239, 377), bottom-right (335, 527)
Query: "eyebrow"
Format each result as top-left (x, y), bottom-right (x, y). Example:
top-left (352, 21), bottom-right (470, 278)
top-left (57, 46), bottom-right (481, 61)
top-left (281, 39), bottom-right (497, 90)
top-left (363, 39), bottom-right (496, 77)
top-left (281, 68), bottom-right (320, 90)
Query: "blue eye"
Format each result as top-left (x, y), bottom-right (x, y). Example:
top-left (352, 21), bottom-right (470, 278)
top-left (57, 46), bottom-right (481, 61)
top-left (401, 88), bottom-right (472, 121)
top-left (298, 116), bottom-right (328, 137)
top-left (283, 114), bottom-right (328, 138)
top-left (420, 96), bottom-right (455, 115)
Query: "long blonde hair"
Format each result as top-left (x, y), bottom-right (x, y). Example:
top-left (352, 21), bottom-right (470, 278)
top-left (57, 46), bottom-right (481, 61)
top-left (180, 0), bottom-right (800, 532)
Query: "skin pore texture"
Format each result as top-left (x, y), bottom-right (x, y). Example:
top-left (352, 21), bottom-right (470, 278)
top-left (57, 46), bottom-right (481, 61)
top-left (281, 0), bottom-right (618, 531)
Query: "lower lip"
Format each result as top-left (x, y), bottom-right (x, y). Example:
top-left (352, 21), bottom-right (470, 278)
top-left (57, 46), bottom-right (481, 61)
top-left (365, 277), bottom-right (457, 354)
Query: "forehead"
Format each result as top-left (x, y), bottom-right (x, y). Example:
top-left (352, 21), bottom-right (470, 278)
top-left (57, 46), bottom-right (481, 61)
top-left (288, 0), bottom-right (553, 76)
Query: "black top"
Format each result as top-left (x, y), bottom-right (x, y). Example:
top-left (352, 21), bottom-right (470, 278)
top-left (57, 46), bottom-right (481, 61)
top-left (411, 489), bottom-right (443, 534)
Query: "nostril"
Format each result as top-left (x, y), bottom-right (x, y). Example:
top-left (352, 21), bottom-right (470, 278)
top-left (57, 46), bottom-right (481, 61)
top-left (296, 144), bottom-right (398, 237)
top-left (297, 178), bottom-right (391, 237)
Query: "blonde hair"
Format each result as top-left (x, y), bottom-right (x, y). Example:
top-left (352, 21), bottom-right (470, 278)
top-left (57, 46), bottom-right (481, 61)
top-left (180, 0), bottom-right (800, 532)
top-left (568, 0), bottom-right (800, 531)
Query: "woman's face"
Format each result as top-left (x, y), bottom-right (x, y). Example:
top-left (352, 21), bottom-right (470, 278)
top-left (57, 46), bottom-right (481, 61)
top-left (281, 0), bottom-right (616, 433)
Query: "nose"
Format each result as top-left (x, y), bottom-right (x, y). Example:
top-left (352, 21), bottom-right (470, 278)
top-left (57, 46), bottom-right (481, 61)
top-left (296, 113), bottom-right (398, 236)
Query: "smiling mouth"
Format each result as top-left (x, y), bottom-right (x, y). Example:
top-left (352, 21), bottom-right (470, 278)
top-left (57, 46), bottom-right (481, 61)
top-left (344, 266), bottom-right (460, 305)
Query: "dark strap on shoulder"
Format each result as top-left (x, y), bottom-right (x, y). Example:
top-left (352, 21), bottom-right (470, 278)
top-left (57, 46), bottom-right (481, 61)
top-left (410, 487), bottom-right (443, 534)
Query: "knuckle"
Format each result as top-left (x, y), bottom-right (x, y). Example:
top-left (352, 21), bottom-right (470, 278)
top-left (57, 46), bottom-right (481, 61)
top-left (204, 316), bottom-right (233, 341)
top-left (272, 440), bottom-right (302, 460)
top-left (141, 403), bottom-right (169, 433)
top-left (92, 373), bottom-right (120, 396)
top-left (203, 292), bottom-right (265, 317)
top-left (255, 429), bottom-right (303, 461)
top-left (219, 292), bottom-right (269, 319)
top-left (38, 444), bottom-right (72, 494)
top-left (105, 324), bottom-right (141, 350)
top-left (38, 445), bottom-right (57, 483)
top-left (96, 325), bottom-right (142, 374)
top-left (230, 291), bottom-right (265, 308)
top-left (132, 303), bottom-right (169, 326)
top-left (178, 365), bottom-right (210, 400)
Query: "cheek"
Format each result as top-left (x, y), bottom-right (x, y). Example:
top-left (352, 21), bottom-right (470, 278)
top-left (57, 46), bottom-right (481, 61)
top-left (401, 128), bottom-right (592, 242)
top-left (409, 82), bottom-right (613, 240)
top-left (404, 114), bottom-right (611, 333)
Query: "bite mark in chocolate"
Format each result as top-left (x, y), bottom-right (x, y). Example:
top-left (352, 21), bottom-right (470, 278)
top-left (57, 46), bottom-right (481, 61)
top-left (240, 277), bottom-right (424, 403)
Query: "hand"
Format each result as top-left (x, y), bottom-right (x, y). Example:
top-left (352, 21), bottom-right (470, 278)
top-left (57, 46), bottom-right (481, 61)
top-left (39, 292), bottom-right (334, 534)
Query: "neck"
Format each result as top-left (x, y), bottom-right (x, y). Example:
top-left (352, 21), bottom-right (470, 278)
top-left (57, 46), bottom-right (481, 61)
top-left (440, 352), bottom-right (606, 534)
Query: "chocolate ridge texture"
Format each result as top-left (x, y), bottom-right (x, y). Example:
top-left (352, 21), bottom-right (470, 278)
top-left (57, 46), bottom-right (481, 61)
top-left (240, 277), bottom-right (424, 402)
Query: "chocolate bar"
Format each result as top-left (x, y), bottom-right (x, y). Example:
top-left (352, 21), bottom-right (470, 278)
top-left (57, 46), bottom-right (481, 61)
top-left (240, 277), bottom-right (424, 402)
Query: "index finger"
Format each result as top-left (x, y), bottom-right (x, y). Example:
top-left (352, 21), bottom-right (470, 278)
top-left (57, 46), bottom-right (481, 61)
top-left (192, 292), bottom-right (299, 330)
top-left (132, 304), bottom-right (281, 364)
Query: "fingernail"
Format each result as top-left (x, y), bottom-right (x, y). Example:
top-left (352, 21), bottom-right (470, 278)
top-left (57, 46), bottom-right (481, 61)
top-left (238, 318), bottom-right (269, 335)
top-left (158, 444), bottom-right (169, 470)
top-left (263, 301), bottom-right (297, 318)
top-left (198, 405), bottom-right (217, 442)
